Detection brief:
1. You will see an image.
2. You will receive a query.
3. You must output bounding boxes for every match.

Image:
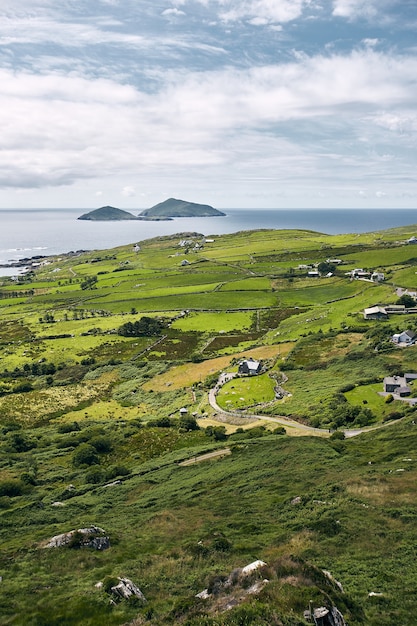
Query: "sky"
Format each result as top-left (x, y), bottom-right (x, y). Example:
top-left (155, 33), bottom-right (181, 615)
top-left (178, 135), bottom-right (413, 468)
top-left (1, 0), bottom-right (417, 210)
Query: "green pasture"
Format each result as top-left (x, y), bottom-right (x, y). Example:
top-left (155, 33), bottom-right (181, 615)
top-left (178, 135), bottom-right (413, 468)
top-left (276, 278), bottom-right (371, 307)
top-left (75, 290), bottom-right (279, 313)
top-left (216, 373), bottom-right (277, 410)
top-left (171, 310), bottom-right (254, 332)
top-left (219, 277), bottom-right (272, 291)
top-left (390, 266), bottom-right (417, 289)
top-left (344, 383), bottom-right (408, 419)
top-left (341, 244), bottom-right (417, 270)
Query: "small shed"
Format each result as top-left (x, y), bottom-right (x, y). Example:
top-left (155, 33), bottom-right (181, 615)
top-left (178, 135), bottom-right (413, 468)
top-left (238, 358), bottom-right (262, 376)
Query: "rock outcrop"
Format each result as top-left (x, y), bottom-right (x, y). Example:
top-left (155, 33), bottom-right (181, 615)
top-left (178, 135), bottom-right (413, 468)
top-left (45, 526), bottom-right (110, 550)
top-left (110, 578), bottom-right (146, 603)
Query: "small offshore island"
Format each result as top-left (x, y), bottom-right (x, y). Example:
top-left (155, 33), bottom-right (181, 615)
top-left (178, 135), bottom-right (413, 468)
top-left (78, 198), bottom-right (226, 221)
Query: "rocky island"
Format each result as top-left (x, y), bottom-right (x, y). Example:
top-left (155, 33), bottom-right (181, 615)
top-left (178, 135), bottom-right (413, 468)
top-left (78, 206), bottom-right (138, 221)
top-left (78, 199), bottom-right (225, 222)
top-left (138, 197), bottom-right (226, 218)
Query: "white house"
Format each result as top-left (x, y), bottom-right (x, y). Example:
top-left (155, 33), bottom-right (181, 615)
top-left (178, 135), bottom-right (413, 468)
top-left (371, 272), bottom-right (384, 282)
top-left (392, 330), bottom-right (416, 345)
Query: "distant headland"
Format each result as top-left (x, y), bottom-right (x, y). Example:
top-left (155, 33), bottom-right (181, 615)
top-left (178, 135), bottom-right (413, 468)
top-left (78, 198), bottom-right (226, 221)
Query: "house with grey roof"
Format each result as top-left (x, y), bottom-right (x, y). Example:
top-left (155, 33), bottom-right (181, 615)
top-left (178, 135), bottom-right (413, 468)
top-left (238, 358), bottom-right (262, 376)
top-left (391, 330), bottom-right (416, 345)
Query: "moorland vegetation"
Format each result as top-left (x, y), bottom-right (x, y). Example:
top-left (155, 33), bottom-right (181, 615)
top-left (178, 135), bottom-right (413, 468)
top-left (1, 224), bottom-right (417, 624)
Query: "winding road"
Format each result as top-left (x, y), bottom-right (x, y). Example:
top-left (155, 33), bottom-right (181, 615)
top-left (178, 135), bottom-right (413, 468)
top-left (208, 384), bottom-right (401, 439)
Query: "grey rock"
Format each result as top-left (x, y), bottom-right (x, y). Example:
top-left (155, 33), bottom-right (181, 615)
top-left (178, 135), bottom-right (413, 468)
top-left (111, 578), bottom-right (146, 602)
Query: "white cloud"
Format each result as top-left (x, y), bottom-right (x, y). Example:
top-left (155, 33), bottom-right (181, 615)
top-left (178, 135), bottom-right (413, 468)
top-left (121, 186), bottom-right (136, 197)
top-left (332, 0), bottom-right (378, 19)
top-left (332, 0), bottom-right (398, 21)
top-left (219, 0), bottom-right (308, 24)
top-left (162, 8), bottom-right (186, 17)
top-left (0, 48), bottom-right (416, 206)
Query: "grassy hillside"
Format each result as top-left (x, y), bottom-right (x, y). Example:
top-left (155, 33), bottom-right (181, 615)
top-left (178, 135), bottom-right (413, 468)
top-left (1, 223), bottom-right (417, 624)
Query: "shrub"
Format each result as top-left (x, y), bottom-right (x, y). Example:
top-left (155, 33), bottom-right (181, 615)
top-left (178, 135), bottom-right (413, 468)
top-left (89, 435), bottom-right (113, 453)
top-left (148, 416), bottom-right (174, 428)
top-left (6, 432), bottom-right (36, 452)
top-left (330, 430), bottom-right (345, 441)
top-left (85, 468), bottom-right (105, 484)
top-left (57, 421), bottom-right (81, 434)
top-left (385, 394), bottom-right (394, 404)
top-left (12, 382), bottom-right (33, 393)
top-left (339, 383), bottom-right (355, 393)
top-left (0, 479), bottom-right (24, 497)
top-left (106, 465), bottom-right (130, 480)
top-left (72, 443), bottom-right (100, 467)
top-left (179, 415), bottom-right (199, 431)
top-left (205, 425), bottom-right (227, 441)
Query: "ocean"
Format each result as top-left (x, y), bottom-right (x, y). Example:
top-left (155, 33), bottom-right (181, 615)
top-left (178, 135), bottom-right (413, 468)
top-left (1, 207), bottom-right (417, 276)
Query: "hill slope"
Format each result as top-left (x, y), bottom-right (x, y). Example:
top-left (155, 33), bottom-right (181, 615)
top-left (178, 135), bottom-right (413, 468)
top-left (138, 197), bottom-right (226, 217)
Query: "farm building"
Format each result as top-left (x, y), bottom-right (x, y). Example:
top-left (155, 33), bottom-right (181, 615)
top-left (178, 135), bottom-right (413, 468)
top-left (383, 375), bottom-right (414, 395)
top-left (363, 306), bottom-right (388, 320)
top-left (238, 358), bottom-right (262, 376)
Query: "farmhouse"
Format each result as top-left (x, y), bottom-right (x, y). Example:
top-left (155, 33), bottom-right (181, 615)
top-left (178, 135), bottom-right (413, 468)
top-left (363, 306), bottom-right (388, 320)
top-left (238, 358), bottom-right (262, 376)
top-left (383, 373), bottom-right (417, 396)
top-left (371, 272), bottom-right (384, 282)
top-left (383, 376), bottom-right (411, 395)
top-left (391, 330), bottom-right (416, 345)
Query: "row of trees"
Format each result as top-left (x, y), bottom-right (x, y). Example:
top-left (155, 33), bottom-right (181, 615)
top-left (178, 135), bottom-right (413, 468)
top-left (118, 316), bottom-right (165, 337)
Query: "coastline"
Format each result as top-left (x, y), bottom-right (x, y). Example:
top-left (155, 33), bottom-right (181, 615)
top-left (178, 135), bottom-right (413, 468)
top-left (1, 207), bottom-right (417, 277)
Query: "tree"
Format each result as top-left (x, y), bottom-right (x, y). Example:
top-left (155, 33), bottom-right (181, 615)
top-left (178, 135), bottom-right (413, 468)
top-left (318, 261), bottom-right (336, 275)
top-left (179, 415), bottom-right (199, 431)
top-left (80, 275), bottom-right (98, 290)
top-left (396, 293), bottom-right (416, 308)
top-left (118, 316), bottom-right (164, 337)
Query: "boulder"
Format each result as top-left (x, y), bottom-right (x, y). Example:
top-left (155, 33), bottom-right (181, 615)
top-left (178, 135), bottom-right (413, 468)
top-left (110, 578), bottom-right (146, 602)
top-left (45, 526), bottom-right (110, 550)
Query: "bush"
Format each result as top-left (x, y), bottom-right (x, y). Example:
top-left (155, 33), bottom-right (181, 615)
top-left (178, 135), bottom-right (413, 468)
top-left (0, 479), bottom-right (24, 497)
top-left (385, 394), bottom-right (394, 404)
top-left (205, 425), bottom-right (227, 441)
top-left (6, 432), bottom-right (36, 452)
top-left (106, 465), bottom-right (130, 480)
top-left (179, 415), bottom-right (199, 431)
top-left (330, 430), bottom-right (345, 441)
top-left (339, 383), bottom-right (355, 393)
top-left (57, 421), bottom-right (81, 434)
top-left (12, 382), bottom-right (33, 393)
top-left (72, 443), bottom-right (100, 467)
top-left (84, 468), bottom-right (105, 484)
top-left (89, 435), bottom-right (113, 453)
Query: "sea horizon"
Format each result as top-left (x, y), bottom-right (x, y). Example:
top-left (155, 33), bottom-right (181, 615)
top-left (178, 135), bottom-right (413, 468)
top-left (1, 207), bottom-right (417, 276)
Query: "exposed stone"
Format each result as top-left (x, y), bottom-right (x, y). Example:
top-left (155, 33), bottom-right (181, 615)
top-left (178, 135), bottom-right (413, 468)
top-left (110, 578), bottom-right (146, 603)
top-left (45, 526), bottom-right (109, 550)
top-left (291, 496), bottom-right (302, 505)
